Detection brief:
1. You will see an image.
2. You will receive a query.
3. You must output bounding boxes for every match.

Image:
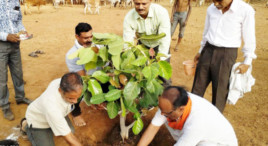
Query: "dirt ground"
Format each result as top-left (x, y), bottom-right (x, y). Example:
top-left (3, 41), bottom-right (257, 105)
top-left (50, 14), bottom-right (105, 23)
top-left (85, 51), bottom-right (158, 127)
top-left (0, 1), bottom-right (267, 146)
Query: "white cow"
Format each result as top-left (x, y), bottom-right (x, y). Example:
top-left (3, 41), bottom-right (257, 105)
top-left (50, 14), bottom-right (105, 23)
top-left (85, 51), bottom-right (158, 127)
top-left (196, 0), bottom-right (205, 6)
top-left (83, 0), bottom-right (100, 15)
top-left (54, 0), bottom-right (65, 8)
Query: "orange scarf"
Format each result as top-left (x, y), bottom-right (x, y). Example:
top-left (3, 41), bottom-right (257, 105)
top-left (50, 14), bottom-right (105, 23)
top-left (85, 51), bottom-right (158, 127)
top-left (167, 98), bottom-right (192, 130)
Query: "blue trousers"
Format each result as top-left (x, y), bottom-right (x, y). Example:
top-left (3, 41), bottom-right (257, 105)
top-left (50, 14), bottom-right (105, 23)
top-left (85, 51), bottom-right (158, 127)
top-left (0, 41), bottom-right (25, 110)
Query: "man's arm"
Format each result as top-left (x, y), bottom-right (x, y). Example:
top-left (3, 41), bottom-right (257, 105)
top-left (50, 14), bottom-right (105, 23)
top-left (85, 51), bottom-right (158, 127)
top-left (235, 6), bottom-right (256, 74)
top-left (158, 9), bottom-right (171, 60)
top-left (63, 132), bottom-right (82, 146)
top-left (137, 123), bottom-right (161, 146)
top-left (183, 0), bottom-right (192, 27)
top-left (123, 13), bottom-right (136, 47)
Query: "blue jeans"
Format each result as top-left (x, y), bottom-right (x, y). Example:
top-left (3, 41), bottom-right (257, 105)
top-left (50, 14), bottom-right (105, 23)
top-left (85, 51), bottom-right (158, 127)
top-left (0, 41), bottom-right (25, 110)
top-left (171, 12), bottom-right (188, 38)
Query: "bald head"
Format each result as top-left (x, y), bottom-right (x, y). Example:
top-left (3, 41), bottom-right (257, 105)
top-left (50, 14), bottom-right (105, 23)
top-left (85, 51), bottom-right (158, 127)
top-left (160, 86), bottom-right (188, 109)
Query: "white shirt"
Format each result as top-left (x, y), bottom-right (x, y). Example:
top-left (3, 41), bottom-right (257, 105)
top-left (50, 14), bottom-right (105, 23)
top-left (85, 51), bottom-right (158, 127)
top-left (199, 0), bottom-right (256, 65)
top-left (227, 62), bottom-right (255, 105)
top-left (123, 3), bottom-right (171, 60)
top-left (26, 79), bottom-right (74, 136)
top-left (152, 93), bottom-right (238, 146)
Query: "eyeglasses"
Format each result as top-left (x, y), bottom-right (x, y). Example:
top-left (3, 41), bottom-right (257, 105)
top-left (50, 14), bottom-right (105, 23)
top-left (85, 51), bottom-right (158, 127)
top-left (162, 109), bottom-right (176, 117)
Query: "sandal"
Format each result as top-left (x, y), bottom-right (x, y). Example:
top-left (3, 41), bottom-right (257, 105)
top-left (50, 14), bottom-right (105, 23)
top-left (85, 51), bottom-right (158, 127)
top-left (28, 52), bottom-right (38, 57)
top-left (20, 118), bottom-right (27, 136)
top-left (35, 49), bottom-right (45, 54)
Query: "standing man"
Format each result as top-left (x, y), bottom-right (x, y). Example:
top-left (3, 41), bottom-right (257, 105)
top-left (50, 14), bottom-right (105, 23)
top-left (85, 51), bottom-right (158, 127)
top-left (192, 0), bottom-right (256, 112)
top-left (25, 72), bottom-right (82, 146)
top-left (170, 0), bottom-right (191, 51)
top-left (138, 86), bottom-right (238, 146)
top-left (123, 0), bottom-right (171, 61)
top-left (0, 0), bottom-right (32, 121)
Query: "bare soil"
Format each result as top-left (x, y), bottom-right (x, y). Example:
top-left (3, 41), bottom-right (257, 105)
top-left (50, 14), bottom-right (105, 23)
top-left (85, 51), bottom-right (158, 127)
top-left (0, 1), bottom-right (267, 146)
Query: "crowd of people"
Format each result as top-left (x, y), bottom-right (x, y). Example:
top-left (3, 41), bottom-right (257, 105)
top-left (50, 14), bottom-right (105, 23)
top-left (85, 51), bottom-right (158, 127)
top-left (0, 0), bottom-right (256, 145)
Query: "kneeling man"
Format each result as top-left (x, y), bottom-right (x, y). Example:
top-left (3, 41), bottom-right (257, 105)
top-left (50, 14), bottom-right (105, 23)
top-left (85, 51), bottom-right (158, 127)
top-left (138, 86), bottom-right (238, 146)
top-left (25, 72), bottom-right (82, 146)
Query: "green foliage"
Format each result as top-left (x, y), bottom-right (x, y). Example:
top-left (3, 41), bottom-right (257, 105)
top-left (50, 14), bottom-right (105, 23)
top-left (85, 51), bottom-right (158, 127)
top-left (132, 118), bottom-right (144, 135)
top-left (69, 33), bottom-right (172, 136)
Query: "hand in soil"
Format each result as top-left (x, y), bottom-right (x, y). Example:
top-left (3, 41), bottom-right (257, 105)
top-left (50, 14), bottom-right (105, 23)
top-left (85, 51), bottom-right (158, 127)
top-left (73, 115), bottom-right (86, 127)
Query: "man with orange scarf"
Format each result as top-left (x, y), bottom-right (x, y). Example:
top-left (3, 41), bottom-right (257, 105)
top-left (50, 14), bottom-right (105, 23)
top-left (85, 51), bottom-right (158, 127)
top-left (138, 86), bottom-right (238, 146)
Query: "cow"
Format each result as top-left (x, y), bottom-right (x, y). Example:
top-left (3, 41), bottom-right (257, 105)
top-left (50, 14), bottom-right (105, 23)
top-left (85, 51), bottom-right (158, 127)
top-left (53, 0), bottom-right (66, 8)
top-left (23, 0), bottom-right (46, 15)
top-left (83, 0), bottom-right (100, 15)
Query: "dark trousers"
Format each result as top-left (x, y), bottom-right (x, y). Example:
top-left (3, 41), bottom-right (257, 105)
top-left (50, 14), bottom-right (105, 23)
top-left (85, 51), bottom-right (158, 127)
top-left (191, 42), bottom-right (237, 112)
top-left (0, 41), bottom-right (25, 110)
top-left (26, 116), bottom-right (74, 146)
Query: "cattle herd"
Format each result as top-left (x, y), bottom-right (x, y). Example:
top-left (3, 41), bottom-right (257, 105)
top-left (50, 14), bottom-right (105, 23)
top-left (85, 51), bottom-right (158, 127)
top-left (19, 0), bottom-right (268, 15)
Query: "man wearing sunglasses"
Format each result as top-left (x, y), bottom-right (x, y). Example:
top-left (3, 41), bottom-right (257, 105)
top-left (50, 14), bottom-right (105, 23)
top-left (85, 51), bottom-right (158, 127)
top-left (192, 0), bottom-right (256, 112)
top-left (138, 86), bottom-right (238, 146)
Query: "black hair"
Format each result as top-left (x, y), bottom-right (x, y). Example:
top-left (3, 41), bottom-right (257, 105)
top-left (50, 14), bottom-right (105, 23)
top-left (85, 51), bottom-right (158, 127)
top-left (60, 72), bottom-right (83, 93)
top-left (75, 23), bottom-right (92, 36)
top-left (162, 86), bottom-right (189, 109)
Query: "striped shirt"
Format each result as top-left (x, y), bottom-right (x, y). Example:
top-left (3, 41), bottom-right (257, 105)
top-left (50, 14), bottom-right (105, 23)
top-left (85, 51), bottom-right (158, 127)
top-left (0, 0), bottom-right (25, 41)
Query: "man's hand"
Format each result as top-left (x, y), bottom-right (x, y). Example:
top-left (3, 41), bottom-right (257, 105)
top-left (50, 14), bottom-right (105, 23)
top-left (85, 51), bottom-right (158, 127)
top-left (235, 64), bottom-right (250, 74)
top-left (73, 115), bottom-right (86, 127)
top-left (7, 34), bottom-right (20, 43)
top-left (194, 53), bottom-right (200, 63)
top-left (64, 132), bottom-right (82, 146)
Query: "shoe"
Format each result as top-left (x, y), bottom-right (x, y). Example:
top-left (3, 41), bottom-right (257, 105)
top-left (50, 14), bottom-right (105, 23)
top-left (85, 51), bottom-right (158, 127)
top-left (2, 108), bottom-right (15, 121)
top-left (16, 98), bottom-right (32, 105)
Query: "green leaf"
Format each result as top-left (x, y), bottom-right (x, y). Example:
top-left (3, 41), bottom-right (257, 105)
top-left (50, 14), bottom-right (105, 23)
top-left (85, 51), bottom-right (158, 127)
top-left (120, 97), bottom-right (126, 117)
top-left (123, 81), bottom-right (141, 101)
top-left (88, 79), bottom-right (103, 96)
top-left (131, 56), bottom-right (148, 66)
top-left (105, 89), bottom-right (122, 102)
top-left (142, 65), bottom-right (159, 81)
top-left (132, 118), bottom-right (144, 135)
top-left (92, 33), bottom-right (115, 45)
top-left (108, 85), bottom-right (116, 90)
top-left (68, 47), bottom-right (83, 59)
top-left (99, 46), bottom-right (108, 62)
top-left (156, 53), bottom-right (167, 61)
top-left (146, 81), bottom-right (155, 93)
top-left (138, 33), bottom-right (166, 41)
top-left (139, 90), bottom-right (158, 108)
top-left (152, 79), bottom-right (164, 96)
top-left (158, 61), bottom-right (172, 80)
top-left (83, 91), bottom-right (92, 106)
top-left (121, 50), bottom-right (136, 69)
top-left (108, 37), bottom-right (124, 55)
top-left (76, 48), bottom-right (97, 65)
top-left (92, 70), bottom-right (110, 84)
top-left (112, 55), bottom-right (121, 70)
top-left (126, 104), bottom-right (138, 113)
top-left (90, 93), bottom-right (106, 104)
top-left (107, 101), bottom-right (119, 119)
top-left (135, 45), bottom-right (149, 58)
top-left (85, 62), bottom-right (97, 71)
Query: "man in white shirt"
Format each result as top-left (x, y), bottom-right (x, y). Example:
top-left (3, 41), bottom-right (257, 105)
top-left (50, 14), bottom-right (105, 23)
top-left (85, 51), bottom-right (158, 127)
top-left (138, 86), bottom-right (238, 146)
top-left (192, 0), bottom-right (256, 112)
top-left (25, 72), bottom-right (82, 146)
top-left (123, 0), bottom-right (171, 61)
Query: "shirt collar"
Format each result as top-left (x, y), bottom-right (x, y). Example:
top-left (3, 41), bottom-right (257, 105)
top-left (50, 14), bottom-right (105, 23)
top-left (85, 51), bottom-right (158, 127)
top-left (229, 0), bottom-right (239, 12)
top-left (134, 4), bottom-right (154, 20)
top-left (75, 39), bottom-right (83, 49)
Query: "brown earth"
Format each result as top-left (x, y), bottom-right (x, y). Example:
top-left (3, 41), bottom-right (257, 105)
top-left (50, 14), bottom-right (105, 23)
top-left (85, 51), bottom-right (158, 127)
top-left (0, 1), bottom-right (267, 146)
